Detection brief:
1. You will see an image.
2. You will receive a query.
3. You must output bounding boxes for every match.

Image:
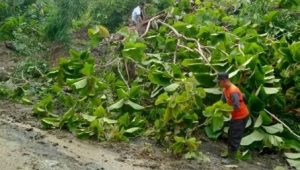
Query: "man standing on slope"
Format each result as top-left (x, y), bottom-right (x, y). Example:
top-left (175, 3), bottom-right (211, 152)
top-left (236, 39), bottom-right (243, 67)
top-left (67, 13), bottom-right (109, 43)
top-left (217, 72), bottom-right (249, 164)
top-left (131, 2), bottom-right (145, 26)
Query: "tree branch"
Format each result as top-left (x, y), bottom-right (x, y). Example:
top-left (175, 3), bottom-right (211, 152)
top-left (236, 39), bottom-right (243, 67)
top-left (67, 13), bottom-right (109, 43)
top-left (118, 60), bottom-right (130, 89)
top-left (264, 109), bottom-right (300, 141)
top-left (156, 20), bottom-right (218, 73)
top-left (140, 14), bottom-right (165, 38)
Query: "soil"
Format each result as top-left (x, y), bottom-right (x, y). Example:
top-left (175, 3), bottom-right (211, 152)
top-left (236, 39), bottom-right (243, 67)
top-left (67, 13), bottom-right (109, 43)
top-left (0, 42), bottom-right (290, 170)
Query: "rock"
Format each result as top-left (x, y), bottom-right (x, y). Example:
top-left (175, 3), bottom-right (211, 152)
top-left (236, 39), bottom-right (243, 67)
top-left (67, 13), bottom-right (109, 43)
top-left (44, 160), bottom-right (59, 167)
top-left (0, 67), bottom-right (10, 82)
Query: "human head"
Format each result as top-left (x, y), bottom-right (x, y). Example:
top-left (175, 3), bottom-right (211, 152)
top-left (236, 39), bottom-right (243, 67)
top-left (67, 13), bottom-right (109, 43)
top-left (217, 72), bottom-right (230, 88)
top-left (140, 2), bottom-right (145, 9)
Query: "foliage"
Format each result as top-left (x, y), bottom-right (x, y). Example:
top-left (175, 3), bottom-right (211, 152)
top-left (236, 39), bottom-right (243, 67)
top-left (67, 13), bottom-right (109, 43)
top-left (25, 0), bottom-right (300, 162)
top-left (45, 0), bottom-right (88, 42)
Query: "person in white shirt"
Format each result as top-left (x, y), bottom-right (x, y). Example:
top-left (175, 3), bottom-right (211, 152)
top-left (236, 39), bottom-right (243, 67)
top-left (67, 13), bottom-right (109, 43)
top-left (131, 2), bottom-right (145, 25)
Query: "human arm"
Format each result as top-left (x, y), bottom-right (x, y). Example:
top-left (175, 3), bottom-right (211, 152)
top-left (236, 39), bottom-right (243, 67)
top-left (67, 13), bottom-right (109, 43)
top-left (231, 92), bottom-right (240, 110)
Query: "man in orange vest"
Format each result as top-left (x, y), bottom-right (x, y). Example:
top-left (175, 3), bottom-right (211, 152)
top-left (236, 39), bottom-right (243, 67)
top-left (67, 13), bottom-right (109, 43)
top-left (217, 72), bottom-right (249, 164)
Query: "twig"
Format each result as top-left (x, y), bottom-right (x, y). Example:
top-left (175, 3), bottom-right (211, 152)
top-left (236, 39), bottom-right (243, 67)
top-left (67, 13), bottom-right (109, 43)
top-left (140, 14), bottom-right (164, 38)
top-left (238, 43), bottom-right (245, 57)
top-left (117, 60), bottom-right (130, 89)
top-left (97, 58), bottom-right (119, 68)
top-left (178, 44), bottom-right (194, 52)
top-left (204, 46), bottom-right (229, 57)
top-left (173, 39), bottom-right (180, 64)
top-left (156, 20), bottom-right (217, 72)
top-left (264, 109), bottom-right (300, 141)
top-left (124, 59), bottom-right (130, 81)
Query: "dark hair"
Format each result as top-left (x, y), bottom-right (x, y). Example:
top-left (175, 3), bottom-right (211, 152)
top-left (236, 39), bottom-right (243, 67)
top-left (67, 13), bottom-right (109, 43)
top-left (140, 2), bottom-right (145, 7)
top-left (217, 72), bottom-right (229, 80)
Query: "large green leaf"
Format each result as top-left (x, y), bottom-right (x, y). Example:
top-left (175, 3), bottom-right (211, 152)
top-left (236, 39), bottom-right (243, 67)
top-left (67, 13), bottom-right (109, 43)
top-left (248, 94), bottom-right (265, 113)
top-left (124, 127), bottom-right (141, 134)
top-left (194, 73), bottom-right (215, 87)
top-left (241, 130), bottom-right (264, 146)
top-left (254, 114), bottom-right (263, 128)
top-left (286, 159), bottom-right (300, 170)
top-left (264, 135), bottom-right (283, 147)
top-left (155, 92), bottom-right (169, 105)
top-left (204, 88), bottom-right (222, 95)
top-left (263, 87), bottom-right (280, 95)
top-left (290, 41), bottom-right (300, 62)
top-left (164, 83), bottom-right (180, 92)
top-left (125, 100), bottom-right (145, 110)
top-left (82, 114), bottom-right (97, 122)
top-left (204, 126), bottom-right (222, 140)
top-left (102, 117), bottom-right (117, 124)
top-left (163, 108), bottom-right (172, 124)
top-left (148, 70), bottom-right (172, 86)
top-left (285, 153), bottom-right (300, 159)
top-left (107, 99), bottom-right (125, 111)
top-left (262, 124), bottom-right (283, 134)
top-left (72, 78), bottom-right (87, 89)
top-left (122, 42), bottom-right (146, 62)
top-left (41, 117), bottom-right (60, 128)
top-left (212, 116), bottom-right (224, 132)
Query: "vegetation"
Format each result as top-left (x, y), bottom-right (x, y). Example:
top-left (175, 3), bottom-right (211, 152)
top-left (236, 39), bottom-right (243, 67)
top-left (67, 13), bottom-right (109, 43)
top-left (0, 0), bottom-right (300, 168)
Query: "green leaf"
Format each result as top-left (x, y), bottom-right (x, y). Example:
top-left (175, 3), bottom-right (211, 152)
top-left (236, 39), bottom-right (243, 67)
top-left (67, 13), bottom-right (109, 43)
top-left (82, 114), bottom-right (97, 122)
top-left (290, 41), bottom-right (300, 62)
top-left (155, 92), bottom-right (169, 105)
top-left (266, 135), bottom-right (283, 147)
top-left (254, 114), bottom-right (263, 128)
top-left (107, 99), bottom-right (125, 111)
top-left (164, 83), bottom-right (180, 92)
top-left (118, 112), bottom-right (129, 127)
top-left (93, 106), bottom-right (106, 117)
top-left (194, 73), bottom-right (215, 87)
top-left (80, 63), bottom-right (94, 76)
top-left (148, 70), bottom-right (172, 86)
top-left (129, 86), bottom-right (140, 98)
top-left (174, 136), bottom-right (185, 143)
top-left (204, 126), bottom-right (222, 140)
top-left (259, 111), bottom-right (273, 125)
top-left (163, 108), bottom-right (172, 124)
top-left (102, 117), bottom-right (117, 124)
top-left (195, 87), bottom-right (206, 98)
top-left (124, 127), bottom-right (141, 134)
top-left (41, 117), bottom-right (60, 128)
top-left (263, 87), bottom-right (280, 95)
top-left (204, 88), bottom-right (222, 95)
top-left (262, 124), bottom-right (283, 134)
top-left (125, 100), bottom-right (145, 110)
top-left (285, 153), bottom-right (300, 159)
top-left (286, 159), bottom-right (300, 170)
top-left (212, 116), bottom-right (224, 132)
top-left (248, 94), bottom-right (265, 112)
top-left (122, 42), bottom-right (146, 62)
top-left (73, 78), bottom-right (87, 89)
top-left (241, 130), bottom-right (264, 146)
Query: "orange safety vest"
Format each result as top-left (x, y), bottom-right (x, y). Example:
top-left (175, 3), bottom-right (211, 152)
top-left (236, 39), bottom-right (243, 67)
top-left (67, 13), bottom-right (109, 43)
top-left (223, 84), bottom-right (249, 120)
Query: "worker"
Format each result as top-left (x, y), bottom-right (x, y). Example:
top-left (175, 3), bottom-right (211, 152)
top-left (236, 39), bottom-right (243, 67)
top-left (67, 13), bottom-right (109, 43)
top-left (217, 72), bottom-right (249, 164)
top-left (131, 2), bottom-right (145, 26)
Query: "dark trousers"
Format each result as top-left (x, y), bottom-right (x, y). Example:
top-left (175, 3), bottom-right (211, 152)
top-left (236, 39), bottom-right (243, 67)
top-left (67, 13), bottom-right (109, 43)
top-left (228, 116), bottom-right (249, 152)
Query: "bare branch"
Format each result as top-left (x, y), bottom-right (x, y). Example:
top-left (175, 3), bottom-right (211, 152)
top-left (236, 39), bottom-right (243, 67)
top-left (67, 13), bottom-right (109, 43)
top-left (140, 14), bottom-right (165, 38)
top-left (264, 109), bottom-right (300, 141)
